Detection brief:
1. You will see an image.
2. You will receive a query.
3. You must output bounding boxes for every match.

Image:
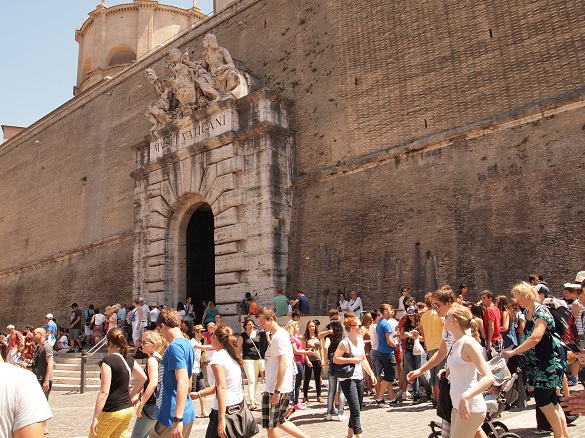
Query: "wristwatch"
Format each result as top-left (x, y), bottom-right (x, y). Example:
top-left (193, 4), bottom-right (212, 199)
top-left (173, 417), bottom-right (183, 423)
top-left (273, 389), bottom-right (280, 394)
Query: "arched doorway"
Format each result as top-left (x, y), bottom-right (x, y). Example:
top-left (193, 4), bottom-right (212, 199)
top-left (186, 203), bottom-right (215, 323)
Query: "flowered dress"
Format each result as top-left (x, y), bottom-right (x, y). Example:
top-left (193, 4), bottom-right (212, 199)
top-left (523, 305), bottom-right (566, 389)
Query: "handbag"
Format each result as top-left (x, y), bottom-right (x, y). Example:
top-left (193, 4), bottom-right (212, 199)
top-left (412, 338), bottom-right (425, 356)
top-left (330, 339), bottom-right (355, 378)
top-left (206, 400), bottom-right (259, 438)
top-left (436, 346), bottom-right (453, 422)
top-left (200, 350), bottom-right (211, 368)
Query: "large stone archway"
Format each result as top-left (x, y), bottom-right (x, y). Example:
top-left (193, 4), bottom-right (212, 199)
top-left (131, 90), bottom-right (293, 321)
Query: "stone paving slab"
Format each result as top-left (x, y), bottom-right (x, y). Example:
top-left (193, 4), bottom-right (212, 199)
top-left (48, 384), bottom-right (584, 438)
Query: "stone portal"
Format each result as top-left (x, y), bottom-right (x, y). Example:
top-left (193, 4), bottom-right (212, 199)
top-left (132, 90), bottom-right (293, 322)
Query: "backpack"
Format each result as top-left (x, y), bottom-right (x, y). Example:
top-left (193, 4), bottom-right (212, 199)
top-left (542, 299), bottom-right (579, 345)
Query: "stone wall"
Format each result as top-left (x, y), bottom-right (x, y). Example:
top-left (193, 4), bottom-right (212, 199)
top-left (0, 0), bottom-right (584, 327)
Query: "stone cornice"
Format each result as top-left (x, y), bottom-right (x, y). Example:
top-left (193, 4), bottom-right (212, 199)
top-left (0, 230), bottom-right (133, 279)
top-left (293, 87), bottom-right (585, 187)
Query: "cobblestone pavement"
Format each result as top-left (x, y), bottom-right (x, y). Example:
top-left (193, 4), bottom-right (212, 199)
top-left (48, 383), bottom-right (584, 438)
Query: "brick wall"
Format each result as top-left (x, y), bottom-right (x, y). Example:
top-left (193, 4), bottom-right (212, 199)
top-left (0, 0), bottom-right (584, 326)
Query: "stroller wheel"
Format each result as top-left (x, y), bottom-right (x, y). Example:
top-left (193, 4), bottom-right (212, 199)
top-left (483, 420), bottom-right (508, 437)
top-left (497, 433), bottom-right (521, 438)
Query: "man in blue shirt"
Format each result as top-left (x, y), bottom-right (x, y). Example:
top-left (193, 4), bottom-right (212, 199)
top-left (375, 303), bottom-right (399, 406)
top-left (291, 291), bottom-right (310, 315)
top-left (152, 308), bottom-right (195, 437)
top-left (44, 314), bottom-right (58, 348)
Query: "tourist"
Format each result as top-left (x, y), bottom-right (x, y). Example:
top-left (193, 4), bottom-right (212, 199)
top-left (400, 306), bottom-right (431, 404)
top-left (419, 292), bottom-right (446, 404)
top-left (202, 300), bottom-right (218, 327)
top-left (32, 327), bottom-right (54, 434)
top-left (184, 297), bottom-right (195, 332)
top-left (237, 317), bottom-right (266, 410)
top-left (44, 313), bottom-right (58, 348)
top-left (89, 328), bottom-right (147, 437)
top-left (0, 361), bottom-right (52, 436)
top-left (131, 330), bottom-right (167, 438)
top-left (68, 303), bottom-right (84, 353)
top-left (194, 323), bottom-right (246, 438)
top-left (302, 319), bottom-right (323, 403)
top-left (319, 310), bottom-right (346, 421)
top-left (255, 307), bottom-right (307, 438)
top-left (502, 281), bottom-right (569, 438)
top-left (6, 324), bottom-right (24, 364)
top-left (338, 292), bottom-right (350, 315)
top-left (375, 304), bottom-right (398, 406)
top-left (290, 291), bottom-right (310, 316)
top-left (348, 290), bottom-right (363, 320)
top-left (445, 304), bottom-right (494, 438)
top-left (396, 287), bottom-right (410, 320)
top-left (274, 289), bottom-right (289, 317)
top-left (151, 308), bottom-right (196, 437)
top-left (90, 307), bottom-right (106, 346)
top-left (480, 290), bottom-right (503, 357)
top-left (190, 324), bottom-right (210, 418)
top-left (239, 292), bottom-right (252, 323)
top-left (287, 320), bottom-right (313, 411)
top-left (333, 316), bottom-right (376, 438)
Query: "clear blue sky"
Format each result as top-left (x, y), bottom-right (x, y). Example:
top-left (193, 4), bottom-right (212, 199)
top-left (0, 0), bottom-right (213, 129)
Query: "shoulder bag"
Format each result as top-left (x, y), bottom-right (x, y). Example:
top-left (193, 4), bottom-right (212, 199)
top-left (331, 339), bottom-right (355, 378)
top-left (436, 346), bottom-right (453, 422)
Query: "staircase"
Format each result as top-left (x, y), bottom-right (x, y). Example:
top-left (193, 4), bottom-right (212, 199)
top-left (52, 343), bottom-right (147, 392)
top-left (52, 349), bottom-right (104, 391)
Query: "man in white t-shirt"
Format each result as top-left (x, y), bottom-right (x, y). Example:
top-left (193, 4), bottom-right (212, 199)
top-left (0, 362), bottom-right (53, 437)
top-left (255, 307), bottom-right (307, 438)
top-left (347, 290), bottom-right (363, 319)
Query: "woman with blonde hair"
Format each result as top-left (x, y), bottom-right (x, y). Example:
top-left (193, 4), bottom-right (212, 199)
top-left (503, 282), bottom-right (569, 438)
top-left (131, 330), bottom-right (167, 438)
top-left (89, 328), bottom-right (147, 438)
top-left (333, 316), bottom-right (376, 438)
top-left (191, 324), bottom-right (246, 438)
top-left (444, 303), bottom-right (494, 438)
top-left (202, 301), bottom-right (218, 327)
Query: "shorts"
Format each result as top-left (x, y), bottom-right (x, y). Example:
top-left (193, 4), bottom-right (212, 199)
top-left (534, 387), bottom-right (560, 408)
top-left (427, 349), bottom-right (447, 386)
top-left (191, 371), bottom-right (205, 392)
top-left (370, 349), bottom-right (384, 377)
top-left (379, 352), bottom-right (396, 383)
top-left (37, 378), bottom-right (52, 400)
top-left (261, 391), bottom-right (291, 429)
top-left (69, 328), bottom-right (81, 341)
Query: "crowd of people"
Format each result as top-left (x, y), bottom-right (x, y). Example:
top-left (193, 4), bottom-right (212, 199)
top-left (2, 271), bottom-right (585, 437)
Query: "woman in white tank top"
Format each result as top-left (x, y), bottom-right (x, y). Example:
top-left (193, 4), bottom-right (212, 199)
top-left (445, 304), bottom-right (494, 438)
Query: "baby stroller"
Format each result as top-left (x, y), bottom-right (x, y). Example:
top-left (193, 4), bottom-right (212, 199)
top-left (428, 356), bottom-right (521, 438)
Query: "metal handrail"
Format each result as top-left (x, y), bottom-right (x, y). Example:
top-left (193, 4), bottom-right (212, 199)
top-left (80, 336), bottom-right (107, 393)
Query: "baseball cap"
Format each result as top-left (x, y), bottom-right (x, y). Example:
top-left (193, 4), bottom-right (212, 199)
top-left (45, 313), bottom-right (53, 319)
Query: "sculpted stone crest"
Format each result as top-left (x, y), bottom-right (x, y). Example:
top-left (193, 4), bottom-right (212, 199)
top-left (145, 33), bottom-right (250, 132)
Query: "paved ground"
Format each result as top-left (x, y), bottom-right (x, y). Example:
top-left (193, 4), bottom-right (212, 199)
top-left (47, 383), bottom-right (584, 438)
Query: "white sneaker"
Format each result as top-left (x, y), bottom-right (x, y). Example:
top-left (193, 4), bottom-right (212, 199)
top-left (338, 414), bottom-right (347, 422)
top-left (325, 414), bottom-right (332, 421)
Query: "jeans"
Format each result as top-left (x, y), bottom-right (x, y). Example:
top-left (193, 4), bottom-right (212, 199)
top-left (403, 351), bottom-right (431, 397)
top-left (243, 359), bottom-right (261, 405)
top-left (327, 371), bottom-right (346, 415)
top-left (340, 379), bottom-right (364, 434)
top-left (130, 403), bottom-right (157, 438)
top-left (292, 362), bottom-right (305, 404)
top-left (303, 359), bottom-right (322, 399)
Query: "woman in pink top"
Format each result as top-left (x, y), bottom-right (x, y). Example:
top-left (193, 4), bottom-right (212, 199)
top-left (285, 320), bottom-right (313, 411)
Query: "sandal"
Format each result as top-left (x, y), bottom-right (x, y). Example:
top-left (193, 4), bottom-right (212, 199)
top-left (316, 397), bottom-right (325, 403)
top-left (249, 405), bottom-right (258, 411)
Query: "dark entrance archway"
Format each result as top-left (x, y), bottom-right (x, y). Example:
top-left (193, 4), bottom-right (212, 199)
top-left (186, 203), bottom-right (215, 323)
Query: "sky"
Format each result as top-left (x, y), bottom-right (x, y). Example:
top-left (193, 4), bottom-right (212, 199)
top-left (0, 0), bottom-right (213, 129)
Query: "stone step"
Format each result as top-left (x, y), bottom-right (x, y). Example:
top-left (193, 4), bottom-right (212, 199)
top-left (53, 369), bottom-right (101, 378)
top-left (53, 375), bottom-right (102, 385)
top-left (52, 383), bottom-right (101, 392)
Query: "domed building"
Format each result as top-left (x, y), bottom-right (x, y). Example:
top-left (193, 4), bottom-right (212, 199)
top-left (74, 0), bottom-right (207, 95)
